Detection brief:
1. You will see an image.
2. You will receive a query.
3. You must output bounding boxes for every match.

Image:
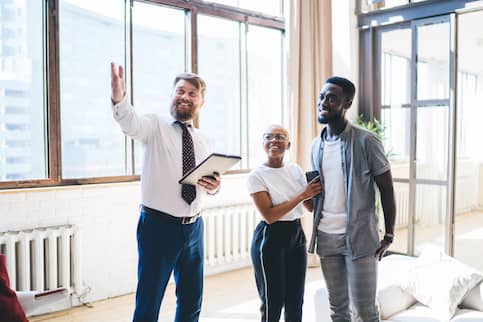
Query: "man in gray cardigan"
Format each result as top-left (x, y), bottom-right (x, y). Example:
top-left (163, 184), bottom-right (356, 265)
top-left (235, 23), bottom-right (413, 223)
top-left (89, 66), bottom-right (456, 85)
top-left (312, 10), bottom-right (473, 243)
top-left (308, 76), bottom-right (396, 322)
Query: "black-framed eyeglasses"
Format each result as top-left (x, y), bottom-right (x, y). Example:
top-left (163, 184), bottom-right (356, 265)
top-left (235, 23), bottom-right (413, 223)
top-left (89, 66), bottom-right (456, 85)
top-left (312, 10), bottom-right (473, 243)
top-left (263, 133), bottom-right (287, 142)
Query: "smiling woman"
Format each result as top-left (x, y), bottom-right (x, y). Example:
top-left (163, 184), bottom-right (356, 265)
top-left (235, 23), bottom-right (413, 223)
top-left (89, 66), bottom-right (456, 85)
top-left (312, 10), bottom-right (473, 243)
top-left (247, 125), bottom-right (321, 322)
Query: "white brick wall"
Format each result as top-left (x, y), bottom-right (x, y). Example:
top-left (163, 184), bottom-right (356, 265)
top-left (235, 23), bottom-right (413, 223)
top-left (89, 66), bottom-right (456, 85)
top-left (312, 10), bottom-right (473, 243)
top-left (0, 174), bottom-right (252, 305)
top-left (0, 182), bottom-right (141, 303)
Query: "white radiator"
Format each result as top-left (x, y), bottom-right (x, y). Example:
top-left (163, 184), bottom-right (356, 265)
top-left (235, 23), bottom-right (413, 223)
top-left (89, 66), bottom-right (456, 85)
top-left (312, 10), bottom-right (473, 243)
top-left (203, 203), bottom-right (259, 275)
top-left (0, 225), bottom-right (81, 294)
top-left (395, 185), bottom-right (410, 228)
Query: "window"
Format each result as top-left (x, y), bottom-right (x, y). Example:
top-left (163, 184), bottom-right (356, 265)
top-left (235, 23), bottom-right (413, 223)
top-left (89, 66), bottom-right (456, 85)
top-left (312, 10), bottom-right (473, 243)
top-left (132, 2), bottom-right (185, 174)
top-left (4, 89), bottom-right (27, 98)
top-left (5, 140), bottom-right (28, 148)
top-left (197, 17), bottom-right (284, 168)
top-left (4, 106), bottom-right (26, 114)
top-left (359, 0), bottom-right (431, 13)
top-left (197, 15), bottom-right (241, 159)
top-left (0, 0), bottom-right (285, 188)
top-left (456, 72), bottom-right (479, 158)
top-left (209, 0), bottom-right (282, 16)
top-left (360, 0), bottom-right (409, 12)
top-left (0, 0), bottom-right (46, 182)
top-left (59, 0), bottom-right (126, 179)
top-left (6, 156), bottom-right (27, 163)
top-left (5, 123), bottom-right (29, 131)
top-left (247, 25), bottom-right (284, 167)
top-left (381, 52), bottom-right (411, 162)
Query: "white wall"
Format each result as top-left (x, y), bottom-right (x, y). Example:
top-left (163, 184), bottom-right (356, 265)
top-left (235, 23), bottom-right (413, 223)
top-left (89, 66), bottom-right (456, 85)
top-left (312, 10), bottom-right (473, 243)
top-left (0, 183), bottom-right (140, 303)
top-left (0, 174), bottom-right (251, 305)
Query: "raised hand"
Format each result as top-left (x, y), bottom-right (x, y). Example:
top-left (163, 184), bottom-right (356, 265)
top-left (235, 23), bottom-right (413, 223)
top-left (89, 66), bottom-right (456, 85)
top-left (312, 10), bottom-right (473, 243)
top-left (110, 62), bottom-right (126, 104)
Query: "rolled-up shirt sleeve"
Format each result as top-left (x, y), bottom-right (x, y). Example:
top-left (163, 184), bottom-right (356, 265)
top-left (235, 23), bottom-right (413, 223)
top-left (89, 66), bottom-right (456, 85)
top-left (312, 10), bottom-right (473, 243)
top-left (112, 96), bottom-right (156, 144)
top-left (366, 133), bottom-right (390, 176)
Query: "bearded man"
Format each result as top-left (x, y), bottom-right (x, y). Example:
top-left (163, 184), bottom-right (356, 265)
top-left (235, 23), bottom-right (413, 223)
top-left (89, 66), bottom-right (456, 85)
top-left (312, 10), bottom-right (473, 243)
top-left (110, 63), bottom-right (220, 322)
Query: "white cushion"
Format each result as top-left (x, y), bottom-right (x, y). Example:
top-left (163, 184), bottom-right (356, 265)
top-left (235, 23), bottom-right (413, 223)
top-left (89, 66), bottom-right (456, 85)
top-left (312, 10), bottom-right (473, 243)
top-left (384, 303), bottom-right (440, 322)
top-left (384, 304), bottom-right (483, 322)
top-left (400, 248), bottom-right (483, 321)
top-left (377, 255), bottom-right (417, 319)
top-left (452, 308), bottom-right (483, 321)
top-left (460, 281), bottom-right (483, 311)
top-left (377, 284), bottom-right (417, 320)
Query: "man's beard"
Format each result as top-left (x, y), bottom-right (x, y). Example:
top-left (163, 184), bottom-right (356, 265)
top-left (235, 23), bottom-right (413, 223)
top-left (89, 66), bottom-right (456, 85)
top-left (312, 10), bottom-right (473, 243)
top-left (318, 114), bottom-right (329, 124)
top-left (171, 102), bottom-right (194, 121)
top-left (318, 109), bottom-right (343, 124)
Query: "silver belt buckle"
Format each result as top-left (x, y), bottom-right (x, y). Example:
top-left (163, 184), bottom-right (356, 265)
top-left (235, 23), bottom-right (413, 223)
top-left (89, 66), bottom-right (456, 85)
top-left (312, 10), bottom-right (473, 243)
top-left (181, 216), bottom-right (196, 225)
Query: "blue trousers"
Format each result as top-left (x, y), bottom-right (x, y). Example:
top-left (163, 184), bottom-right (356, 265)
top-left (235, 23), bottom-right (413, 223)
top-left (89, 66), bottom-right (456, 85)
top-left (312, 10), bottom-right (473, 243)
top-left (133, 208), bottom-right (204, 322)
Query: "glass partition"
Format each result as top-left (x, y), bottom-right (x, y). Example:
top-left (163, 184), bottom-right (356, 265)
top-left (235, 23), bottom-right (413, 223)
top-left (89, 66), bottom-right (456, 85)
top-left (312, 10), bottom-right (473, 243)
top-left (413, 18), bottom-right (451, 255)
top-left (454, 10), bottom-right (483, 272)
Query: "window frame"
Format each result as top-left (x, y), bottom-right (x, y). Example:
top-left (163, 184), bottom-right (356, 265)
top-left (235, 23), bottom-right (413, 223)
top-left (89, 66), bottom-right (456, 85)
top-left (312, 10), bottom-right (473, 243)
top-left (0, 0), bottom-right (285, 189)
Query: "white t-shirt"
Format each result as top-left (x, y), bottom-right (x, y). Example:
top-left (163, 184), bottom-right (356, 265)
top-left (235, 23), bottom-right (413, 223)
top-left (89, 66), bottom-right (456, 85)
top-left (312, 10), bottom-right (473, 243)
top-left (318, 139), bottom-right (347, 234)
top-left (247, 162), bottom-right (306, 221)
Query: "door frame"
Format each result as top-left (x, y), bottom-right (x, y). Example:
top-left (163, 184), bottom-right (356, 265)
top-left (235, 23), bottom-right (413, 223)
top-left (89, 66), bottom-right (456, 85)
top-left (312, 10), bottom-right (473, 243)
top-left (372, 14), bottom-right (457, 255)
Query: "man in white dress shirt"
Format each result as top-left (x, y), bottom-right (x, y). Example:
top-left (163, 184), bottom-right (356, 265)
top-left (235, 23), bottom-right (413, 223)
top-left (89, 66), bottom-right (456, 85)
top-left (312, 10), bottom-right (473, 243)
top-left (110, 63), bottom-right (221, 322)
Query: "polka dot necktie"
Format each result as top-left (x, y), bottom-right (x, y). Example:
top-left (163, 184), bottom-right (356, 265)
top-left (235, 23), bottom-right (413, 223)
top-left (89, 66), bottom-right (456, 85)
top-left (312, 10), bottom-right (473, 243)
top-left (176, 121), bottom-right (196, 205)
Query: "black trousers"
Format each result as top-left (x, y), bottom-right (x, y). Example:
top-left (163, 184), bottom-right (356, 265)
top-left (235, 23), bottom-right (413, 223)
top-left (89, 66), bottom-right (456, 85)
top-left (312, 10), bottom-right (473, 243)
top-left (250, 219), bottom-right (307, 322)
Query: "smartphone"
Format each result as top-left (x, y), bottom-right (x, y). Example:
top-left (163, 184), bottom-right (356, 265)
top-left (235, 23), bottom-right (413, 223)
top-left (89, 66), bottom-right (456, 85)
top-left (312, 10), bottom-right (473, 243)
top-left (305, 170), bottom-right (319, 183)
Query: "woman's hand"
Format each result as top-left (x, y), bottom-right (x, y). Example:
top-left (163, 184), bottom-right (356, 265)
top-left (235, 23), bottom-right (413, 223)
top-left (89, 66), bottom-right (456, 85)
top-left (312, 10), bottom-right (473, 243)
top-left (301, 176), bottom-right (322, 200)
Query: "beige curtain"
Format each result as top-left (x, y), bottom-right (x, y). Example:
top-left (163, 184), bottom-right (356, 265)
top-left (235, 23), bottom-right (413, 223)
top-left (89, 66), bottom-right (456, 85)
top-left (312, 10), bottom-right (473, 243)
top-left (287, 0), bottom-right (333, 266)
top-left (287, 0), bottom-right (333, 170)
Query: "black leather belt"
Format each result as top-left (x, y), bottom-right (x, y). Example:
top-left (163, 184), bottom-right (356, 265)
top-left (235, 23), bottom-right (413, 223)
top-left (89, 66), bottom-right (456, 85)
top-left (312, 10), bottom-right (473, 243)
top-left (141, 205), bottom-right (199, 225)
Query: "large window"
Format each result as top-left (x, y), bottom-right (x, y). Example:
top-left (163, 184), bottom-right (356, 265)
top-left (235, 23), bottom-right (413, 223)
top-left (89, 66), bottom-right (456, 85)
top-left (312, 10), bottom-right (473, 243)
top-left (0, 0), bottom-right (285, 188)
top-left (132, 3), bottom-right (185, 174)
top-left (246, 25), bottom-right (284, 167)
top-left (454, 10), bottom-right (483, 271)
top-left (59, 0), bottom-right (126, 179)
top-left (197, 16), bottom-right (284, 168)
top-left (360, 0), bottom-right (483, 265)
top-left (0, 0), bottom-right (46, 182)
top-left (197, 15), bottom-right (241, 159)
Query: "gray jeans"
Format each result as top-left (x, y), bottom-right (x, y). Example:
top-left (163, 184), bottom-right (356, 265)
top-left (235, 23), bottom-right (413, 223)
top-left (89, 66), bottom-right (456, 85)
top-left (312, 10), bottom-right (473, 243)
top-left (316, 230), bottom-right (379, 322)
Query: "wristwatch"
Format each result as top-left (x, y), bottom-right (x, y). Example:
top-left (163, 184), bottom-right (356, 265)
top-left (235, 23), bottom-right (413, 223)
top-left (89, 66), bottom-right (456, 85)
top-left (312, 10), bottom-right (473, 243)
top-left (384, 233), bottom-right (394, 243)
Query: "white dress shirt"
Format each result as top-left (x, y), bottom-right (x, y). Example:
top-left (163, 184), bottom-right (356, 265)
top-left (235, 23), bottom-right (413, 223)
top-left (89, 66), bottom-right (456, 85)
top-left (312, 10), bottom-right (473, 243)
top-left (112, 96), bottom-right (211, 217)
